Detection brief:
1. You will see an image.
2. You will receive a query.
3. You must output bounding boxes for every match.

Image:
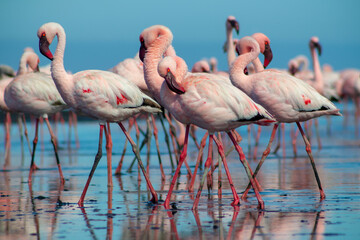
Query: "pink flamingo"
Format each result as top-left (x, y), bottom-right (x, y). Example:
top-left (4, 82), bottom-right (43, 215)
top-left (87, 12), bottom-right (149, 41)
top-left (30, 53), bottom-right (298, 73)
top-left (0, 51), bottom-right (41, 168)
top-left (191, 59), bottom-right (210, 73)
top-left (139, 25), bottom-right (275, 209)
top-left (224, 16), bottom-right (240, 67)
top-left (4, 51), bottom-right (68, 184)
top-left (230, 36), bottom-right (341, 200)
top-left (37, 22), bottom-right (161, 205)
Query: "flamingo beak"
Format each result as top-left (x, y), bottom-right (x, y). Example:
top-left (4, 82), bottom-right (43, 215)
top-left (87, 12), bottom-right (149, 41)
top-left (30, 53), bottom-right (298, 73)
top-left (289, 65), bottom-right (298, 76)
top-left (165, 70), bottom-right (185, 94)
top-left (314, 42), bottom-right (322, 56)
top-left (39, 35), bottom-right (53, 61)
top-left (263, 43), bottom-right (273, 69)
top-left (230, 20), bottom-right (240, 35)
top-left (139, 40), bottom-right (147, 62)
top-left (244, 67), bottom-right (249, 75)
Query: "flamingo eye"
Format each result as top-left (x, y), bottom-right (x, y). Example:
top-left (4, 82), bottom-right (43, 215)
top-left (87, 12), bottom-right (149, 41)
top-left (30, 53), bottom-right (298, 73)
top-left (139, 37), bottom-right (144, 43)
top-left (265, 41), bottom-right (269, 45)
top-left (167, 68), bottom-right (170, 72)
top-left (42, 32), bottom-right (46, 37)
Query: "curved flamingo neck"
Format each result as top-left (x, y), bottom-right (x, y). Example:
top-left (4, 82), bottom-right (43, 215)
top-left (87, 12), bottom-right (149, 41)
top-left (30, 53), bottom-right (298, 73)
top-left (252, 57), bottom-right (264, 73)
top-left (143, 34), bottom-right (173, 104)
top-left (17, 55), bottom-right (32, 76)
top-left (226, 26), bottom-right (236, 68)
top-left (230, 44), bottom-right (259, 94)
top-left (310, 46), bottom-right (324, 94)
top-left (51, 25), bottom-right (76, 106)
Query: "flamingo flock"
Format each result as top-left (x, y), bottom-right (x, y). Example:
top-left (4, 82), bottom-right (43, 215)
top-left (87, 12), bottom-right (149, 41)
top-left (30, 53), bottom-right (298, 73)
top-left (3, 15), bottom-right (358, 212)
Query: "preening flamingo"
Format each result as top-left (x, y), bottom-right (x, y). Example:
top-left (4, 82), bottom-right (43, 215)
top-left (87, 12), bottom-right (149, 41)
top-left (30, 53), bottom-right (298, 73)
top-left (4, 51), bottom-right (68, 183)
top-left (139, 25), bottom-right (275, 209)
top-left (37, 22), bottom-right (161, 205)
top-left (230, 36), bottom-right (341, 200)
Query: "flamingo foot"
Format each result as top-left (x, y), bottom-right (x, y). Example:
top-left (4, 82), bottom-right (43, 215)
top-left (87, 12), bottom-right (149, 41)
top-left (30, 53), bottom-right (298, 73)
top-left (231, 198), bottom-right (240, 206)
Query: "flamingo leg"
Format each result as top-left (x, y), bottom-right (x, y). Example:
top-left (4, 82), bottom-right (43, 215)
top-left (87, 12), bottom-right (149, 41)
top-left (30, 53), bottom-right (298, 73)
top-left (227, 131), bottom-right (265, 209)
top-left (158, 115), bottom-right (175, 171)
top-left (71, 111), bottom-right (80, 148)
top-left (188, 132), bottom-right (208, 192)
top-left (28, 118), bottom-right (40, 184)
top-left (193, 134), bottom-right (213, 210)
top-left (118, 122), bottom-right (158, 203)
top-left (164, 125), bottom-right (190, 208)
top-left (44, 117), bottom-right (65, 184)
top-left (78, 124), bottom-right (104, 206)
top-left (114, 120), bottom-right (133, 175)
top-left (213, 134), bottom-right (240, 206)
top-left (3, 112), bottom-right (11, 169)
top-left (17, 115), bottom-right (24, 160)
top-left (253, 126), bottom-right (262, 160)
top-left (296, 122), bottom-right (326, 200)
top-left (217, 133), bottom-right (223, 200)
top-left (145, 117), bottom-right (152, 174)
top-left (242, 124), bottom-right (279, 199)
top-left (104, 122), bottom-right (113, 188)
top-left (314, 118), bottom-right (322, 150)
top-left (22, 114), bottom-right (32, 155)
top-left (150, 114), bottom-right (166, 181)
top-left (273, 126), bottom-right (281, 154)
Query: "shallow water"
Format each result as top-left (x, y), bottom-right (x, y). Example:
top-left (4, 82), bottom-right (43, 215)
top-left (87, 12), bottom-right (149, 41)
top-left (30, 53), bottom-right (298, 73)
top-left (1, 102), bottom-right (360, 240)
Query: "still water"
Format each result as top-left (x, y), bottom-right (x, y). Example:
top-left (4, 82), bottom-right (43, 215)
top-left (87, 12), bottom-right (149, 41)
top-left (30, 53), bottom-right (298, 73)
top-left (0, 102), bottom-right (360, 239)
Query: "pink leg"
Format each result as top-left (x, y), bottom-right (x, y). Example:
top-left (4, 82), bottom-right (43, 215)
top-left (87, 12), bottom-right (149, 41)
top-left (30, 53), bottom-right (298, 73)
top-left (213, 134), bottom-right (240, 206)
top-left (164, 125), bottom-right (190, 208)
top-left (242, 124), bottom-right (279, 199)
top-left (217, 132), bottom-right (222, 199)
top-left (3, 112), bottom-right (11, 169)
top-left (193, 134), bottom-right (214, 210)
top-left (253, 126), bottom-right (262, 160)
top-left (151, 114), bottom-right (166, 181)
top-left (78, 124), bottom-right (104, 206)
top-left (281, 122), bottom-right (286, 158)
top-left (114, 120), bottom-right (133, 175)
top-left (104, 123), bottom-right (113, 188)
top-left (188, 132), bottom-right (208, 192)
top-left (44, 117), bottom-right (65, 184)
top-left (28, 118), bottom-right (40, 184)
top-left (296, 122), bottom-right (325, 200)
top-left (118, 122), bottom-right (158, 203)
top-left (227, 131), bottom-right (265, 209)
top-left (314, 118), bottom-right (322, 150)
top-left (22, 114), bottom-right (32, 155)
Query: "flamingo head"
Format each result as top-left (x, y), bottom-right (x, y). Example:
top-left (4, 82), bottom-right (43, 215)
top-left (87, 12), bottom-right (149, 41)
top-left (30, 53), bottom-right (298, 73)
top-left (309, 36), bottom-right (322, 56)
top-left (252, 33), bottom-right (273, 68)
top-left (226, 16), bottom-right (240, 35)
top-left (26, 51), bottom-right (40, 72)
top-left (139, 25), bottom-right (173, 62)
top-left (37, 22), bottom-right (61, 61)
top-left (158, 56), bottom-right (185, 94)
top-left (288, 62), bottom-right (299, 76)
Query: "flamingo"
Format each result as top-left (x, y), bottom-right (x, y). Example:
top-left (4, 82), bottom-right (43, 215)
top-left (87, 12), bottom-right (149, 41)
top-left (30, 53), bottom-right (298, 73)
top-left (224, 16), bottom-right (240, 67)
top-left (4, 50), bottom-right (68, 183)
top-left (0, 51), bottom-right (43, 168)
top-left (139, 25), bottom-right (275, 209)
top-left (230, 36), bottom-right (341, 200)
top-left (191, 59), bottom-right (210, 73)
top-left (37, 22), bottom-right (161, 205)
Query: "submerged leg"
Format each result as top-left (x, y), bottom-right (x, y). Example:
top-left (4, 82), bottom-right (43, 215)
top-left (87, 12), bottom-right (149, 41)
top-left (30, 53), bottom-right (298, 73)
top-left (78, 124), bottom-right (104, 206)
top-left (28, 118), bottom-right (40, 184)
top-left (228, 131), bottom-right (264, 209)
top-left (296, 122), bottom-right (325, 200)
top-left (164, 125), bottom-right (190, 208)
top-left (242, 124), bottom-right (279, 199)
top-left (118, 122), bottom-right (158, 203)
top-left (44, 117), bottom-right (65, 184)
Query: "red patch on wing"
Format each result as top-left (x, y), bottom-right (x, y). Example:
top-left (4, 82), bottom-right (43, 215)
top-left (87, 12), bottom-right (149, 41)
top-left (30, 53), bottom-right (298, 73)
top-left (116, 93), bottom-right (128, 105)
top-left (83, 88), bottom-right (92, 93)
top-left (302, 95), bottom-right (311, 105)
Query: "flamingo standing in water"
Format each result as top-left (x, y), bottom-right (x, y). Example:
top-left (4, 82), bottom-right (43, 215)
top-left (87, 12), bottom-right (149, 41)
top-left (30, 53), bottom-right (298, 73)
top-left (37, 22), bottom-right (161, 205)
top-left (139, 25), bottom-right (275, 209)
top-left (4, 51), bottom-right (68, 183)
top-left (0, 51), bottom-right (43, 168)
top-left (230, 36), bottom-right (341, 200)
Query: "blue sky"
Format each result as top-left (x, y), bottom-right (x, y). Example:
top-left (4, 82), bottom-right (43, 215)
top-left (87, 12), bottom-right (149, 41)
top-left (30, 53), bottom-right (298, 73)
top-left (1, 0), bottom-right (359, 71)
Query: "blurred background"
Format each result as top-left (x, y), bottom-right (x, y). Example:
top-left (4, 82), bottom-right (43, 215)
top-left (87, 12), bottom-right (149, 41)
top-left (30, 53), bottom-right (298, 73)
top-left (1, 0), bottom-right (359, 73)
